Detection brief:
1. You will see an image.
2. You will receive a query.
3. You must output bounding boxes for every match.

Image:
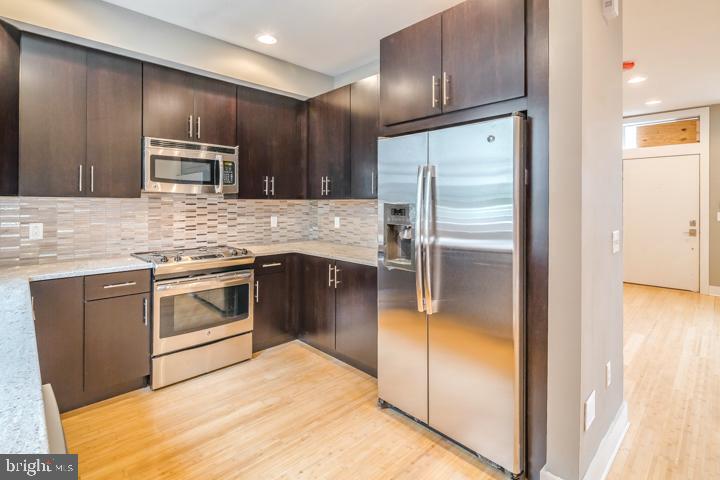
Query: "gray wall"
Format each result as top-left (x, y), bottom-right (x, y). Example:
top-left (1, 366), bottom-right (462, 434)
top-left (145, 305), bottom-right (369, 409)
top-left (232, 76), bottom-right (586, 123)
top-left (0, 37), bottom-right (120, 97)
top-left (545, 0), bottom-right (624, 478)
top-left (709, 105), bottom-right (720, 286)
top-left (0, 0), bottom-right (333, 98)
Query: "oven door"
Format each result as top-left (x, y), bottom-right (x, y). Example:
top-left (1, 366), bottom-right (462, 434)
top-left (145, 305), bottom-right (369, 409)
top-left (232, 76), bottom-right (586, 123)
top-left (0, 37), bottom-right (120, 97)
top-left (145, 153), bottom-right (222, 194)
top-left (153, 270), bottom-right (254, 355)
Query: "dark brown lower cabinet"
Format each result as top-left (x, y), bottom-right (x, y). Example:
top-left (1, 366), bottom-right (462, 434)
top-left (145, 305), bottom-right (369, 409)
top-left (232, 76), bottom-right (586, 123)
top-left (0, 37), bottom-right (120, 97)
top-left (253, 255), bottom-right (293, 352)
top-left (84, 293), bottom-right (150, 398)
top-left (298, 255), bottom-right (378, 376)
top-left (335, 261), bottom-right (378, 375)
top-left (30, 277), bottom-right (85, 413)
top-left (30, 272), bottom-right (150, 413)
top-left (299, 255), bottom-right (336, 353)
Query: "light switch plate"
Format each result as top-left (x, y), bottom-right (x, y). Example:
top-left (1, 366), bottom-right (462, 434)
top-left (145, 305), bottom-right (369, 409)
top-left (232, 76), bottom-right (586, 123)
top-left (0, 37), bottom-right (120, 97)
top-left (606, 361), bottom-right (612, 388)
top-left (716, 212), bottom-right (720, 222)
top-left (334, 217), bottom-right (340, 228)
top-left (612, 230), bottom-right (621, 254)
top-left (28, 223), bottom-right (43, 240)
top-left (270, 216), bottom-right (278, 228)
top-left (585, 391), bottom-right (596, 431)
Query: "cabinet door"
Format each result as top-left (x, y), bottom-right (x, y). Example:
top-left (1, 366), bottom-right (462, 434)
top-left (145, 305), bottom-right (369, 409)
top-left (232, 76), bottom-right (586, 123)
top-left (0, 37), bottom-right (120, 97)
top-left (84, 293), bottom-right (150, 395)
top-left (193, 76), bottom-right (237, 146)
top-left (253, 270), bottom-right (292, 352)
top-left (335, 261), bottom-right (378, 375)
top-left (86, 51), bottom-right (142, 198)
top-left (236, 87), bottom-right (305, 199)
top-left (30, 277), bottom-right (84, 413)
top-left (142, 63), bottom-right (195, 141)
top-left (299, 255), bottom-right (336, 353)
top-left (19, 35), bottom-right (86, 197)
top-left (379, 14), bottom-right (442, 126)
top-left (350, 75), bottom-right (379, 199)
top-left (441, 0), bottom-right (525, 112)
top-left (308, 86), bottom-right (350, 199)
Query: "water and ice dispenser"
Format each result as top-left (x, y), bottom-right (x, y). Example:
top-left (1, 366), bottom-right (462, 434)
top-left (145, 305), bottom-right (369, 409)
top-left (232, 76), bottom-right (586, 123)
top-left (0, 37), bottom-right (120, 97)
top-left (383, 203), bottom-right (415, 270)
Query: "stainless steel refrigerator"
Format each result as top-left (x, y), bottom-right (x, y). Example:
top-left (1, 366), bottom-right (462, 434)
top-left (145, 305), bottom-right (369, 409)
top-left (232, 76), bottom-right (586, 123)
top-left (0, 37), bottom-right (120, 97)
top-left (377, 114), bottom-right (525, 476)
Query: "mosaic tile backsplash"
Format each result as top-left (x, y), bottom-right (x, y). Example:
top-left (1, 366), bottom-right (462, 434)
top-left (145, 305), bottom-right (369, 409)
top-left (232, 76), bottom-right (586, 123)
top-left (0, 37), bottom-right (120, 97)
top-left (0, 194), bottom-right (378, 266)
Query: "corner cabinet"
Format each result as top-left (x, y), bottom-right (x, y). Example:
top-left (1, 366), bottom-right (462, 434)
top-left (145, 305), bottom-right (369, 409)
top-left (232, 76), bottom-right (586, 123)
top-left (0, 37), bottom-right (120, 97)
top-left (299, 255), bottom-right (378, 376)
top-left (143, 63), bottom-right (237, 146)
top-left (18, 34), bottom-right (142, 198)
top-left (380, 0), bottom-right (526, 126)
top-left (31, 270), bottom-right (151, 413)
top-left (236, 87), bottom-right (307, 199)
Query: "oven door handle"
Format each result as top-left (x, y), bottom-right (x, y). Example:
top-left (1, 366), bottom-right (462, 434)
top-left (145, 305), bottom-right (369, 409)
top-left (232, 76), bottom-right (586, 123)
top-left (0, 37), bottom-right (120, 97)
top-left (155, 271), bottom-right (253, 292)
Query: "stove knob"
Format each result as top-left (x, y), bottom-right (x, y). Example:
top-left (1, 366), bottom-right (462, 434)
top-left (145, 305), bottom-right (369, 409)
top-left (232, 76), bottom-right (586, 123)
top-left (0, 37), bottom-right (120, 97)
top-left (229, 249), bottom-right (239, 256)
top-left (174, 254), bottom-right (183, 262)
top-left (158, 255), bottom-right (168, 263)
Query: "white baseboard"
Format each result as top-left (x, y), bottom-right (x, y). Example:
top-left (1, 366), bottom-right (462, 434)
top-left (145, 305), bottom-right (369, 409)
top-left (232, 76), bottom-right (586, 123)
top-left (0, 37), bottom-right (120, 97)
top-left (582, 401), bottom-right (629, 480)
top-left (707, 285), bottom-right (720, 297)
top-left (539, 401), bottom-right (629, 480)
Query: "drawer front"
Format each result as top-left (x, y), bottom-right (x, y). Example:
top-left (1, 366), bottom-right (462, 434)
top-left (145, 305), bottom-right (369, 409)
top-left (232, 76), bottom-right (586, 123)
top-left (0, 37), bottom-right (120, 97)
top-left (254, 255), bottom-right (287, 276)
top-left (85, 269), bottom-right (151, 301)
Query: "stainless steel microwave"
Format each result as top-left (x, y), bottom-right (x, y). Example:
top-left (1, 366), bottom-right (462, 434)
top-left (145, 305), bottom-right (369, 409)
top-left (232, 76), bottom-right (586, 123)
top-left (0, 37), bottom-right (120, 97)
top-left (142, 137), bottom-right (238, 195)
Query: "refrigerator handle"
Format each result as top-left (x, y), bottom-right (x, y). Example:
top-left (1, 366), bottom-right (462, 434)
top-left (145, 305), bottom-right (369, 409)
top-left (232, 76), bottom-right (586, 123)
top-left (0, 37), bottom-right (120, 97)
top-left (423, 165), bottom-right (435, 315)
top-left (415, 165), bottom-right (426, 312)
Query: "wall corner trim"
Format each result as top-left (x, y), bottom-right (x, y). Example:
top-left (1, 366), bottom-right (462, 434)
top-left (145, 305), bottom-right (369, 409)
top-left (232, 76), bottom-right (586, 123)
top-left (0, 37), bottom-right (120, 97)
top-left (581, 401), bottom-right (629, 480)
top-left (540, 465), bottom-right (566, 480)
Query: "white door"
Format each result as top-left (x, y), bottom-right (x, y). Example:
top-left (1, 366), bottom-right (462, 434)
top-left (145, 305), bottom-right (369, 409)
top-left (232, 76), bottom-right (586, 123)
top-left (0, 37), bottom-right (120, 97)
top-left (623, 155), bottom-right (699, 291)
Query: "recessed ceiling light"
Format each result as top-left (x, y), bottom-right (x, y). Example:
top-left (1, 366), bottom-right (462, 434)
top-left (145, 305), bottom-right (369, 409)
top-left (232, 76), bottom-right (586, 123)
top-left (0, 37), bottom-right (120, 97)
top-left (255, 34), bottom-right (277, 45)
top-left (645, 99), bottom-right (662, 106)
top-left (627, 75), bottom-right (647, 84)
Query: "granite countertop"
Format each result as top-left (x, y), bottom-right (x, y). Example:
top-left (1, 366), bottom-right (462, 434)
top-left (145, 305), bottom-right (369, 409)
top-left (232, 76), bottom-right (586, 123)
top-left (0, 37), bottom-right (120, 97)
top-left (0, 241), bottom-right (374, 455)
top-left (0, 256), bottom-right (151, 454)
top-left (247, 241), bottom-right (377, 267)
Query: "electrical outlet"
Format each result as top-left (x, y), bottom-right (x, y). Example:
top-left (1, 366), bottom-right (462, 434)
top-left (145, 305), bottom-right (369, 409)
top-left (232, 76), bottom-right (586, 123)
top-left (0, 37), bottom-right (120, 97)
top-left (270, 216), bottom-right (278, 228)
top-left (334, 217), bottom-right (340, 228)
top-left (716, 212), bottom-right (720, 222)
top-left (585, 391), bottom-right (596, 431)
top-left (606, 361), bottom-right (612, 388)
top-left (612, 230), bottom-right (621, 254)
top-left (28, 223), bottom-right (43, 241)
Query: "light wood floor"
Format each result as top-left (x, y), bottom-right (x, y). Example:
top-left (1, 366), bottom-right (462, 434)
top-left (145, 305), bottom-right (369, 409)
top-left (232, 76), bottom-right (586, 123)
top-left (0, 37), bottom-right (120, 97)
top-left (608, 284), bottom-right (720, 479)
top-left (62, 341), bottom-right (503, 480)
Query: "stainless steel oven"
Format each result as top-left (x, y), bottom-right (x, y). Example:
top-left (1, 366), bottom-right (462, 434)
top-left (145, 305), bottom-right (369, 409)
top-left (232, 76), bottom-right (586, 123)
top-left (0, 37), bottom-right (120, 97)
top-left (143, 137), bottom-right (238, 195)
top-left (153, 270), bottom-right (253, 355)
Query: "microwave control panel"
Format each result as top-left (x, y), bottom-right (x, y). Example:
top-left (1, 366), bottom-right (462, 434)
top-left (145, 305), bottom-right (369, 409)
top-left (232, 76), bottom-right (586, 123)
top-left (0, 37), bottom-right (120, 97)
top-left (223, 161), bottom-right (236, 185)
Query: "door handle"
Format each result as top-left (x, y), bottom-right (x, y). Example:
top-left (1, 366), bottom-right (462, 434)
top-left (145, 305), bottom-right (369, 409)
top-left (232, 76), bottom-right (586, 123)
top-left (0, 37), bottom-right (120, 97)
top-left (442, 72), bottom-right (450, 106)
top-left (270, 176), bottom-right (275, 196)
top-left (423, 165), bottom-right (435, 315)
top-left (415, 165), bottom-right (426, 312)
top-left (90, 165), bottom-right (94, 193)
top-left (103, 281), bottom-right (137, 289)
top-left (431, 75), bottom-right (439, 108)
top-left (78, 165), bottom-right (83, 192)
top-left (325, 177), bottom-right (331, 196)
top-left (371, 170), bottom-right (375, 195)
top-left (188, 115), bottom-right (194, 138)
top-left (142, 297), bottom-right (148, 326)
top-left (262, 262), bottom-right (282, 268)
top-left (196, 116), bottom-right (201, 139)
top-left (328, 263), bottom-right (333, 287)
top-left (321, 176), bottom-right (326, 196)
top-left (263, 176), bottom-right (269, 196)
top-left (255, 280), bottom-right (259, 303)
top-left (334, 265), bottom-right (341, 288)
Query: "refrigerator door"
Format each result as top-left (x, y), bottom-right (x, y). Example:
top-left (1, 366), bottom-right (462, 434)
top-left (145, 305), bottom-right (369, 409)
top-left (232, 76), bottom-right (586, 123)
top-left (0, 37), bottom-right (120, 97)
top-left (427, 116), bottom-right (524, 474)
top-left (377, 131), bottom-right (429, 423)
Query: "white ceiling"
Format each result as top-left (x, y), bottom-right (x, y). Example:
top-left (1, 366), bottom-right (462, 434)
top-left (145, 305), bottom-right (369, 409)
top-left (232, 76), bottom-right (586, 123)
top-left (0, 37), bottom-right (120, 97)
top-left (623, 0), bottom-right (720, 116)
top-left (101, 0), bottom-right (464, 77)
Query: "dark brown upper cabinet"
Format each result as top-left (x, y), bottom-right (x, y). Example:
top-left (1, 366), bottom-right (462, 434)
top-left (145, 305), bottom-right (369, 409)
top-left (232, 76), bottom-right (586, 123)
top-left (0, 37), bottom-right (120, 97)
top-left (19, 35), bottom-right (87, 197)
top-left (15, 34), bottom-right (142, 198)
top-left (379, 14), bottom-right (442, 126)
top-left (441, 0), bottom-right (525, 113)
top-left (350, 75), bottom-right (379, 199)
top-left (143, 64), bottom-right (237, 146)
top-left (86, 51), bottom-right (142, 198)
top-left (308, 85), bottom-right (350, 199)
top-left (236, 86), bottom-right (306, 199)
top-left (380, 0), bottom-right (526, 126)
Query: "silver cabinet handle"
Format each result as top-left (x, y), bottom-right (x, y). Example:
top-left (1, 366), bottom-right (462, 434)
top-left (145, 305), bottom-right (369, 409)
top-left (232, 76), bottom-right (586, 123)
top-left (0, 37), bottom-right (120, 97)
top-left (325, 176), bottom-right (331, 196)
top-left (262, 262), bottom-right (282, 268)
top-left (423, 165), bottom-right (435, 315)
top-left (188, 115), bottom-right (193, 138)
top-left (328, 263), bottom-right (333, 287)
top-left (415, 165), bottom-right (425, 312)
top-left (142, 297), bottom-right (148, 326)
top-left (103, 281), bottom-right (137, 289)
top-left (371, 170), bottom-right (375, 195)
top-left (334, 265), bottom-right (341, 289)
top-left (263, 176), bottom-right (269, 196)
top-left (321, 176), bottom-right (326, 196)
top-left (270, 176), bottom-right (275, 196)
top-left (442, 72), bottom-right (450, 106)
top-left (90, 165), bottom-right (94, 193)
top-left (196, 116), bottom-right (201, 139)
top-left (431, 75), bottom-right (438, 108)
top-left (79, 165), bottom-right (83, 192)
top-left (254, 280), bottom-right (259, 303)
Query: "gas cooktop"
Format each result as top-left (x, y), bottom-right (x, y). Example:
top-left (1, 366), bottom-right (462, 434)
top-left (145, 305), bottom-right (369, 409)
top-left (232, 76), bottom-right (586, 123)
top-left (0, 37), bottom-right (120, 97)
top-left (132, 245), bottom-right (254, 274)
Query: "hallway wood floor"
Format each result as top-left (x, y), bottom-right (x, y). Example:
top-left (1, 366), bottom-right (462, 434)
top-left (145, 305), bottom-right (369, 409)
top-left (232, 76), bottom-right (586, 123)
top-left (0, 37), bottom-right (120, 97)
top-left (62, 341), bottom-right (503, 480)
top-left (608, 284), bottom-right (720, 479)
